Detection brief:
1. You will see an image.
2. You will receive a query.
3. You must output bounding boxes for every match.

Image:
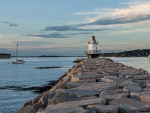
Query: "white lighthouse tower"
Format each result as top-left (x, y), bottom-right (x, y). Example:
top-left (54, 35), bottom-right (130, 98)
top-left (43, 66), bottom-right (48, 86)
top-left (85, 35), bottom-right (101, 58)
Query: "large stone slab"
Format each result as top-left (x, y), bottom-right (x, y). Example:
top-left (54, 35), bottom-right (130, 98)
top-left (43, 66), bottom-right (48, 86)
top-left (86, 105), bottom-right (118, 113)
top-left (134, 80), bottom-right (150, 88)
top-left (101, 76), bottom-right (119, 83)
top-left (109, 98), bottom-right (150, 112)
top-left (99, 90), bottom-right (129, 100)
top-left (123, 85), bottom-right (142, 93)
top-left (72, 82), bottom-right (118, 91)
top-left (37, 106), bottom-right (90, 113)
top-left (49, 91), bottom-right (83, 105)
top-left (130, 92), bottom-right (150, 102)
top-left (47, 98), bottom-right (107, 110)
top-left (70, 74), bottom-right (105, 82)
top-left (56, 89), bottom-right (100, 97)
top-left (125, 75), bottom-right (150, 80)
top-left (118, 80), bottom-right (139, 88)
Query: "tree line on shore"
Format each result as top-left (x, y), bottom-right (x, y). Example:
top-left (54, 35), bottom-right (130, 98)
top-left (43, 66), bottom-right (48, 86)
top-left (1, 49), bottom-right (150, 57)
top-left (102, 49), bottom-right (150, 57)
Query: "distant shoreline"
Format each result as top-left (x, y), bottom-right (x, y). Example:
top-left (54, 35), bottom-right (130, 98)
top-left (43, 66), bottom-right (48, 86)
top-left (11, 56), bottom-right (87, 57)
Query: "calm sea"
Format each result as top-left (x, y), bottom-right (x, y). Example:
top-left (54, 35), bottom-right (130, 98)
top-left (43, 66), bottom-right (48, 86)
top-left (0, 57), bottom-right (150, 113)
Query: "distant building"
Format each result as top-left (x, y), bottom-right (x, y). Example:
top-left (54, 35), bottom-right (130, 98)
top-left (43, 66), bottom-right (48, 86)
top-left (0, 54), bottom-right (11, 59)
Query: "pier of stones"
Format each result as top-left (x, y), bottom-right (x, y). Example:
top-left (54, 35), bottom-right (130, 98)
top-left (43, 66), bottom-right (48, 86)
top-left (17, 58), bottom-right (150, 113)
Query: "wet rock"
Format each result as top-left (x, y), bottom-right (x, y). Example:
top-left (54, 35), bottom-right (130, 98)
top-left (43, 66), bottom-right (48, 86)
top-left (36, 66), bottom-right (62, 69)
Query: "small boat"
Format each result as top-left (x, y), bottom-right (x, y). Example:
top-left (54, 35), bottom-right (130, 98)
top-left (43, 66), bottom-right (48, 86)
top-left (12, 43), bottom-right (25, 64)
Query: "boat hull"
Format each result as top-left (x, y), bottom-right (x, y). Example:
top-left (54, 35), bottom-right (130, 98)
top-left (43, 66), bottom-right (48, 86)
top-left (12, 60), bottom-right (25, 64)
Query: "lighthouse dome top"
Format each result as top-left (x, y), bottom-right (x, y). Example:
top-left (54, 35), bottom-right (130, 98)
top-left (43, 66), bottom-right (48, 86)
top-left (89, 35), bottom-right (98, 44)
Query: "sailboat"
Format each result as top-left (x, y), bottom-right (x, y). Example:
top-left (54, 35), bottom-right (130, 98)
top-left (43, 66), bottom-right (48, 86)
top-left (12, 43), bottom-right (25, 64)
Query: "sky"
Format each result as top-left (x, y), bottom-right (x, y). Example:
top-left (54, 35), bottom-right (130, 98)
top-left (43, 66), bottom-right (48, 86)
top-left (0, 0), bottom-right (150, 56)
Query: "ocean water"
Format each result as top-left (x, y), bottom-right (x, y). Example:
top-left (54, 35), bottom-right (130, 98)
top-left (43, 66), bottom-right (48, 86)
top-left (0, 57), bottom-right (150, 113)
top-left (0, 57), bottom-right (78, 113)
top-left (111, 57), bottom-right (150, 73)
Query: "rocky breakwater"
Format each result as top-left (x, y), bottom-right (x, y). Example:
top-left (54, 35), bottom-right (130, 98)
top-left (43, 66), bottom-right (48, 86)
top-left (16, 58), bottom-right (150, 113)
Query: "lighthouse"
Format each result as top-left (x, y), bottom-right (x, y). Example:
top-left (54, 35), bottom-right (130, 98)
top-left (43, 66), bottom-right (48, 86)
top-left (85, 35), bottom-right (101, 58)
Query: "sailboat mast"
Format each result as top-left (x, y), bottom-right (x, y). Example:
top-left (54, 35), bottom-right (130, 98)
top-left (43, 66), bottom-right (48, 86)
top-left (16, 43), bottom-right (18, 60)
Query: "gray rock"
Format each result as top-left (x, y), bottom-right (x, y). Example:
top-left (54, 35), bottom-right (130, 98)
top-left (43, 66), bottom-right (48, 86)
top-left (143, 87), bottom-right (150, 92)
top-left (70, 74), bottom-right (104, 82)
top-left (118, 80), bottom-right (139, 88)
top-left (134, 80), bottom-right (149, 88)
top-left (86, 104), bottom-right (118, 113)
top-left (23, 95), bottom-right (42, 107)
top-left (123, 85), bottom-right (142, 93)
top-left (126, 75), bottom-right (150, 80)
top-left (115, 89), bottom-right (124, 93)
top-left (55, 89), bottom-right (100, 97)
top-left (37, 106), bottom-right (90, 113)
top-left (130, 92), bottom-right (150, 102)
top-left (57, 76), bottom-right (71, 89)
top-left (47, 92), bottom-right (56, 99)
top-left (99, 90), bottom-right (129, 100)
top-left (101, 76), bottom-right (119, 83)
top-left (100, 90), bottom-right (116, 96)
top-left (33, 101), bottom-right (44, 111)
top-left (49, 92), bottom-right (78, 105)
top-left (40, 94), bottom-right (48, 107)
top-left (109, 97), bottom-right (150, 112)
top-left (47, 98), bottom-right (107, 110)
top-left (16, 105), bottom-right (36, 113)
top-left (72, 82), bottom-right (118, 91)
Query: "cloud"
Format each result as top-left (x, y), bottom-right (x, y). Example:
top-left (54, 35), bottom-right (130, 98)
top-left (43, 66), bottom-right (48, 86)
top-left (42, 1), bottom-right (150, 33)
top-left (18, 41), bottom-right (53, 46)
top-left (85, 14), bottom-right (150, 26)
top-left (73, 1), bottom-right (150, 26)
top-left (43, 25), bottom-right (112, 31)
top-left (25, 32), bottom-right (67, 38)
top-left (0, 21), bottom-right (18, 27)
top-left (112, 27), bottom-right (150, 34)
top-left (25, 32), bottom-right (93, 38)
top-left (65, 32), bottom-right (92, 36)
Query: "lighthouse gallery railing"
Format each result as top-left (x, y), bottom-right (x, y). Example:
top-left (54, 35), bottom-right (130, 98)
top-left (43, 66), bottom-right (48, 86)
top-left (85, 50), bottom-right (101, 55)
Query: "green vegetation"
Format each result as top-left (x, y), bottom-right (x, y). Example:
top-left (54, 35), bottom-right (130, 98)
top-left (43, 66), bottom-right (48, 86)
top-left (0, 53), bottom-right (11, 55)
top-left (102, 49), bottom-right (150, 57)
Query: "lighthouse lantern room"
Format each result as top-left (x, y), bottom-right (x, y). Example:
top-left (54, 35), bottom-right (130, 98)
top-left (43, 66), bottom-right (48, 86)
top-left (85, 35), bottom-right (101, 58)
